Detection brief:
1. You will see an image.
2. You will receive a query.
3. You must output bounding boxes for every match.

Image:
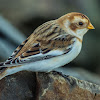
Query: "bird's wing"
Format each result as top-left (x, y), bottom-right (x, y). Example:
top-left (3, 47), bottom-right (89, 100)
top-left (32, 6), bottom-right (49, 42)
top-left (0, 20), bottom-right (75, 67)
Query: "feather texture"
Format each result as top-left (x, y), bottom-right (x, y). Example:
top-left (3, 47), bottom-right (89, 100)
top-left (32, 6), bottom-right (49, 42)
top-left (0, 21), bottom-right (76, 67)
top-left (0, 12), bottom-right (94, 80)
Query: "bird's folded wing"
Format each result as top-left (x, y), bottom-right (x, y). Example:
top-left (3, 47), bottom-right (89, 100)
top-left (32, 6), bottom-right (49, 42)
top-left (0, 21), bottom-right (75, 67)
top-left (0, 35), bottom-right (75, 67)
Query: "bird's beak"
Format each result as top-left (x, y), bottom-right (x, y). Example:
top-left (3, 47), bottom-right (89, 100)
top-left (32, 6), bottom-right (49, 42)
top-left (87, 23), bottom-right (95, 29)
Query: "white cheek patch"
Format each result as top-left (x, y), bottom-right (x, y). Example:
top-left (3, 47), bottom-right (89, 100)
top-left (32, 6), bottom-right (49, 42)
top-left (76, 28), bottom-right (88, 36)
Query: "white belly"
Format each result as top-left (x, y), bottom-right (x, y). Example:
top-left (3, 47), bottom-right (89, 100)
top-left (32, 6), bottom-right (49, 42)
top-left (23, 40), bottom-right (82, 72)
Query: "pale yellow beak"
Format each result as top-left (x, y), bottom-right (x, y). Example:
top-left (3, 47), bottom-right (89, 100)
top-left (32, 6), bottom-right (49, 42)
top-left (87, 23), bottom-right (95, 29)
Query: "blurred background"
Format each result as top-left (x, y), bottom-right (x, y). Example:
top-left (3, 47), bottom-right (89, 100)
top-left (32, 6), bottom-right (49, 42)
top-left (0, 0), bottom-right (100, 76)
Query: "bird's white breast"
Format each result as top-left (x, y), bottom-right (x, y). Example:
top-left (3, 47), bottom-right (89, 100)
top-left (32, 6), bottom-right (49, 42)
top-left (23, 39), bottom-right (82, 72)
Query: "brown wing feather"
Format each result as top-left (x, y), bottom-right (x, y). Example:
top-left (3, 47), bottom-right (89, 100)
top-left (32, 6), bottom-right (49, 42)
top-left (19, 34), bottom-right (75, 59)
top-left (0, 20), bottom-right (75, 67)
top-left (14, 20), bottom-right (56, 58)
top-left (7, 37), bottom-right (29, 60)
top-left (14, 19), bottom-right (75, 59)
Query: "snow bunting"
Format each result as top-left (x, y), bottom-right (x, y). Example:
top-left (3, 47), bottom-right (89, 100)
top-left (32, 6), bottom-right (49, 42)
top-left (0, 12), bottom-right (94, 80)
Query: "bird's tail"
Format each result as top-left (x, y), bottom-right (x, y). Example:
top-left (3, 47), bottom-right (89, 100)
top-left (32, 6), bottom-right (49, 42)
top-left (0, 65), bottom-right (24, 80)
top-left (0, 67), bottom-right (8, 80)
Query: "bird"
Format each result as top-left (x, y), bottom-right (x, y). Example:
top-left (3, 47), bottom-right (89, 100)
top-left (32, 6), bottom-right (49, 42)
top-left (0, 12), bottom-right (94, 80)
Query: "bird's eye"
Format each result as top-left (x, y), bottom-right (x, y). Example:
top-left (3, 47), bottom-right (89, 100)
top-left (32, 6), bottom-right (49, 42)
top-left (79, 22), bottom-right (83, 26)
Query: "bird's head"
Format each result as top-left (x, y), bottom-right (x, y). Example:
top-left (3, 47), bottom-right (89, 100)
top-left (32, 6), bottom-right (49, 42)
top-left (57, 12), bottom-right (94, 39)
